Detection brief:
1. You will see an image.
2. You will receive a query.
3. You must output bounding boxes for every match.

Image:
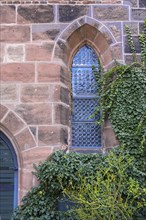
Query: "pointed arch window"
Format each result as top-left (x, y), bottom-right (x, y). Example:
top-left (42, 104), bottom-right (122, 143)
top-left (71, 45), bottom-right (101, 148)
top-left (0, 132), bottom-right (18, 219)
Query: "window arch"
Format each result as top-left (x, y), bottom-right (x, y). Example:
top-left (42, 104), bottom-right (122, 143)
top-left (0, 131), bottom-right (18, 219)
top-left (71, 45), bottom-right (101, 148)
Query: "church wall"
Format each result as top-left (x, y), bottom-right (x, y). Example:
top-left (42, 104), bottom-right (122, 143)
top-left (0, 0), bottom-right (145, 201)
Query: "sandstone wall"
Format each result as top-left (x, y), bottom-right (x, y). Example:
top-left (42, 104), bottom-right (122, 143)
top-left (0, 0), bottom-right (145, 201)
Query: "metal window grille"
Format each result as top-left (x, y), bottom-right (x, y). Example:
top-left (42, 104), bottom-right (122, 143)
top-left (0, 132), bottom-right (18, 220)
top-left (71, 45), bottom-right (101, 148)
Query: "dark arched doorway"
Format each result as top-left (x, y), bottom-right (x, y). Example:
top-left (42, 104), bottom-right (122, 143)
top-left (0, 131), bottom-right (18, 220)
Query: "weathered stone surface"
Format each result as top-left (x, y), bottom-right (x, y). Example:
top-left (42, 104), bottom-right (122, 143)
top-left (60, 87), bottom-right (69, 105)
top-left (105, 22), bottom-right (122, 42)
top-left (103, 127), bottom-right (119, 147)
top-left (22, 147), bottom-right (52, 166)
top-left (70, 148), bottom-right (103, 154)
top-left (86, 17), bottom-right (102, 30)
top-left (93, 6), bottom-right (129, 21)
top-left (0, 0), bottom-right (122, 3)
top-left (0, 105), bottom-right (8, 121)
top-left (15, 104), bottom-right (52, 125)
top-left (37, 63), bottom-right (70, 85)
top-left (54, 104), bottom-right (69, 125)
top-left (139, 0), bottom-right (146, 7)
top-left (15, 128), bottom-right (36, 151)
top-left (21, 85), bottom-right (49, 103)
top-left (104, 118), bottom-right (112, 128)
top-left (1, 63), bottom-right (35, 83)
top-left (6, 44), bottom-right (24, 62)
top-left (123, 0), bottom-right (138, 7)
top-left (20, 84), bottom-right (68, 104)
top-left (59, 5), bottom-right (90, 22)
top-left (54, 40), bottom-right (68, 63)
top-left (80, 24), bottom-right (99, 42)
top-left (124, 36), bottom-right (141, 53)
top-left (100, 26), bottom-right (114, 45)
top-left (104, 61), bottom-right (115, 71)
top-left (38, 126), bottom-right (68, 146)
top-left (20, 190), bottom-right (29, 201)
top-left (29, 126), bottom-right (37, 138)
top-left (50, 85), bottom-right (69, 104)
top-left (0, 6), bottom-right (16, 23)
top-left (26, 43), bottom-right (54, 61)
top-left (37, 63), bottom-right (60, 82)
top-left (78, 17), bottom-right (86, 26)
top-left (132, 9), bottom-right (146, 20)
top-left (21, 170), bottom-right (33, 191)
top-left (3, 112), bottom-right (25, 135)
top-left (139, 22), bottom-right (144, 34)
top-left (60, 22), bottom-right (80, 41)
top-left (67, 27), bottom-right (85, 50)
top-left (101, 48), bottom-right (113, 66)
top-left (0, 44), bottom-right (5, 63)
top-left (67, 24), bottom-right (100, 62)
top-left (0, 85), bottom-right (18, 102)
top-left (94, 33), bottom-right (109, 54)
top-left (123, 22), bottom-right (138, 35)
top-left (49, 85), bottom-right (67, 103)
top-left (33, 28), bottom-right (59, 41)
top-left (124, 55), bottom-right (134, 64)
top-left (124, 54), bottom-right (141, 64)
top-left (32, 24), bottom-right (66, 41)
top-left (112, 43), bottom-right (122, 60)
top-left (17, 5), bottom-right (54, 24)
top-left (0, 26), bottom-right (30, 43)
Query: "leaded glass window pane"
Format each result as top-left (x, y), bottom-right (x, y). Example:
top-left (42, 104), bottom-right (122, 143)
top-left (71, 45), bottom-right (101, 148)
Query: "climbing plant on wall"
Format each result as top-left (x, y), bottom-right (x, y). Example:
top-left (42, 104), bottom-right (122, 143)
top-left (92, 19), bottom-right (146, 181)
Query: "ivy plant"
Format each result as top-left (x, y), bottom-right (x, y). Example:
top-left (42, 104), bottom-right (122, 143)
top-left (92, 19), bottom-right (146, 182)
top-left (13, 20), bottom-right (146, 220)
top-left (13, 152), bottom-right (104, 220)
top-left (13, 148), bottom-right (146, 220)
top-left (62, 148), bottom-right (146, 220)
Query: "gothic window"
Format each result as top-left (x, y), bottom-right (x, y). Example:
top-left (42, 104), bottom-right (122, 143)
top-left (71, 45), bottom-right (101, 148)
top-left (0, 132), bottom-right (18, 219)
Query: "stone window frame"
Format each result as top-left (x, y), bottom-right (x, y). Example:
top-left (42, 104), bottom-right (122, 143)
top-left (54, 18), bottom-right (120, 152)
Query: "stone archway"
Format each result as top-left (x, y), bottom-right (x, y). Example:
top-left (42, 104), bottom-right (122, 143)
top-left (0, 131), bottom-right (18, 219)
top-left (0, 104), bottom-right (44, 202)
top-left (52, 17), bottom-right (120, 151)
top-left (53, 16), bottom-right (123, 70)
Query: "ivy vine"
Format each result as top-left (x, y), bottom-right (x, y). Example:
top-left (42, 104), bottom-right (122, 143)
top-left (92, 19), bottom-right (146, 181)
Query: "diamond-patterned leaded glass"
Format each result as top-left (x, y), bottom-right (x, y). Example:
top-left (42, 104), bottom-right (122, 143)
top-left (71, 45), bottom-right (101, 148)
